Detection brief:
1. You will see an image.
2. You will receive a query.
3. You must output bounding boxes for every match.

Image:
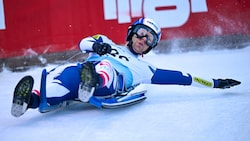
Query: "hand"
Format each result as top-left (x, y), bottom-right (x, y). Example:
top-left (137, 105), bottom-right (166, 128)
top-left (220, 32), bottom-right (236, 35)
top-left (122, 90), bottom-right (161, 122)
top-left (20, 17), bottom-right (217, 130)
top-left (215, 79), bottom-right (241, 89)
top-left (92, 42), bottom-right (112, 55)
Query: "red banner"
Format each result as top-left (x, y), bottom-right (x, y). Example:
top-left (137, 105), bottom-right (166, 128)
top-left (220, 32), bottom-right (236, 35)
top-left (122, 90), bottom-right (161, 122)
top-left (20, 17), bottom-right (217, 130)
top-left (0, 0), bottom-right (249, 58)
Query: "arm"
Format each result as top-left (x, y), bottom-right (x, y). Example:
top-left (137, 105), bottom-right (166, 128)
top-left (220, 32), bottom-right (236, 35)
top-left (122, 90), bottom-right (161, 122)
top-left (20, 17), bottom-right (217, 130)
top-left (151, 69), bottom-right (241, 89)
top-left (79, 36), bottom-right (95, 53)
top-left (79, 34), bottom-right (113, 55)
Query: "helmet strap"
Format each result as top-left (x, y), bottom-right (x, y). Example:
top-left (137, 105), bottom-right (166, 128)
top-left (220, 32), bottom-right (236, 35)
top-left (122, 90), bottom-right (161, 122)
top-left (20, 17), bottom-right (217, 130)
top-left (127, 40), bottom-right (141, 55)
top-left (142, 46), bottom-right (153, 54)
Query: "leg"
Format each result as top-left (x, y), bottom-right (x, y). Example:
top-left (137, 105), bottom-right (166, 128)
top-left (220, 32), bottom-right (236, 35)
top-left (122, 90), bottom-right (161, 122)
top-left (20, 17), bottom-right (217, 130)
top-left (78, 60), bottom-right (117, 101)
top-left (94, 60), bottom-right (118, 96)
top-left (46, 65), bottom-right (81, 105)
top-left (39, 66), bottom-right (81, 113)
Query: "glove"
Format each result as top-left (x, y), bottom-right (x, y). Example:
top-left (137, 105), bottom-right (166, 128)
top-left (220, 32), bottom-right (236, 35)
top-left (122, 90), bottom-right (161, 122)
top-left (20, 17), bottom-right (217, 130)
top-left (214, 79), bottom-right (241, 89)
top-left (92, 42), bottom-right (112, 55)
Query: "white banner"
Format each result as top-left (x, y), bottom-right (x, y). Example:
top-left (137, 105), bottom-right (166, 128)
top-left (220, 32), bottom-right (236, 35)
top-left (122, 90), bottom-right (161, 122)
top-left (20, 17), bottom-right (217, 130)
top-left (0, 0), bottom-right (6, 30)
top-left (103, 0), bottom-right (208, 28)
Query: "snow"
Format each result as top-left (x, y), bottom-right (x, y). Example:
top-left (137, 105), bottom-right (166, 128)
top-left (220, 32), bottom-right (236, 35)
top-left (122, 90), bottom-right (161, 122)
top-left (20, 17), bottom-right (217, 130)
top-left (1, 46), bottom-right (250, 141)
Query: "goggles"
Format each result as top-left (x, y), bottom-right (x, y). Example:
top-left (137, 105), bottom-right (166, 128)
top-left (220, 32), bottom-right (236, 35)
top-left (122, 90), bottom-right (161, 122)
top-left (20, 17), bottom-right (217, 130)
top-left (133, 25), bottom-right (158, 47)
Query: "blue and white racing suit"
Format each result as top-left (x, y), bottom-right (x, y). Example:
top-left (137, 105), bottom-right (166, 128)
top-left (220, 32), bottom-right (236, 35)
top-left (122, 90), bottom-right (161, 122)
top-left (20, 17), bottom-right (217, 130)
top-left (43, 35), bottom-right (218, 106)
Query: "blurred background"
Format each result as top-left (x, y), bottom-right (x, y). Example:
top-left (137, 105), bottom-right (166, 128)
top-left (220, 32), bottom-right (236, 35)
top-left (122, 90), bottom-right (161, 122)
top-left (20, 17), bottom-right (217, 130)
top-left (0, 0), bottom-right (249, 71)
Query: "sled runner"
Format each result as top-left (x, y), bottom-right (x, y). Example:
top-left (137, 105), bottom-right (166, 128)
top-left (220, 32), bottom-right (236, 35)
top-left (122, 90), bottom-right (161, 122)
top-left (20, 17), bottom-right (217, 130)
top-left (88, 90), bottom-right (147, 109)
top-left (102, 90), bottom-right (146, 108)
top-left (39, 69), bottom-right (63, 113)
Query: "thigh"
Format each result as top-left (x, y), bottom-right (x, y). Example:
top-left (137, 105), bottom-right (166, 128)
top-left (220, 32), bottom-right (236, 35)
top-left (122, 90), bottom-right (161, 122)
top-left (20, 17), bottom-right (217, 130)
top-left (54, 65), bottom-right (81, 96)
top-left (47, 66), bottom-right (81, 105)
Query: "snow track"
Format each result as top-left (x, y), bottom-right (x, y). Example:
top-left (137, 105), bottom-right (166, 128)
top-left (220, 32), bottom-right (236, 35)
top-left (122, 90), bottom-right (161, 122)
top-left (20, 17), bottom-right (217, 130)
top-left (0, 47), bottom-right (250, 141)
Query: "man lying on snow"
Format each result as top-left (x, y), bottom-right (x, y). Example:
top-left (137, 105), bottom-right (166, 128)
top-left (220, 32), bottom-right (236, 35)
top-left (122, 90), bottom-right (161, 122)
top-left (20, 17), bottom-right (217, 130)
top-left (11, 17), bottom-right (241, 117)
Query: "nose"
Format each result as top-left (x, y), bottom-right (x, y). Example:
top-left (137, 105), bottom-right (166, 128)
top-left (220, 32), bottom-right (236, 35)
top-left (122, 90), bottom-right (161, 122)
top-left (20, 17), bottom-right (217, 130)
top-left (140, 36), bottom-right (147, 42)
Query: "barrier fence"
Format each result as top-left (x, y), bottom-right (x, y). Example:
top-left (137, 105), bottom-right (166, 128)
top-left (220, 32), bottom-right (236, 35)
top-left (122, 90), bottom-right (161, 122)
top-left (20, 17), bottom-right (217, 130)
top-left (0, 0), bottom-right (249, 71)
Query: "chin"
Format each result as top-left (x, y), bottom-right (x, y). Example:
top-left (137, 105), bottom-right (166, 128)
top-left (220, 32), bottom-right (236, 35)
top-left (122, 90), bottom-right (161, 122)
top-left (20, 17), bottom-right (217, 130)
top-left (135, 50), bottom-right (142, 54)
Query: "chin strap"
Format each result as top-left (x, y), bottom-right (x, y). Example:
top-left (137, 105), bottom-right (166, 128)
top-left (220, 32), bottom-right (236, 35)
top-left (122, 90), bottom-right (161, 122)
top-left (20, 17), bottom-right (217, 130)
top-left (127, 40), bottom-right (141, 55)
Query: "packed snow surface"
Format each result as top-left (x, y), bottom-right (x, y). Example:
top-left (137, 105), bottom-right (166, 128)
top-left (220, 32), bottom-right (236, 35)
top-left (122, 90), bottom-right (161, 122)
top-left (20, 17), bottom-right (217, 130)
top-left (0, 46), bottom-right (250, 141)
